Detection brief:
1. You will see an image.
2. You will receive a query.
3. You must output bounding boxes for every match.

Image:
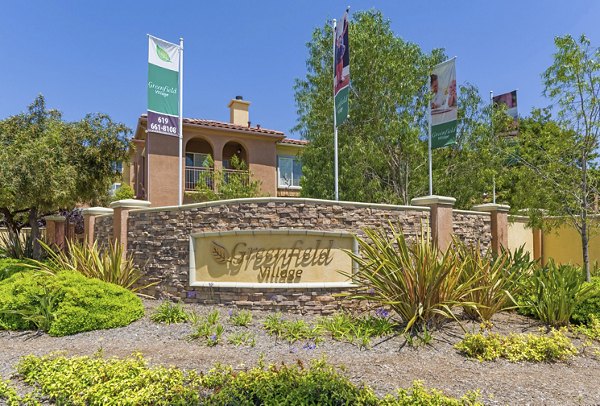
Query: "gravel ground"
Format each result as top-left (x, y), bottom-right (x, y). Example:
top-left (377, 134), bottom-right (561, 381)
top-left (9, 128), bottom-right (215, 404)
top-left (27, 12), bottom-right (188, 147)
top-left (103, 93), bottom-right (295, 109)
top-left (1, 299), bottom-right (599, 405)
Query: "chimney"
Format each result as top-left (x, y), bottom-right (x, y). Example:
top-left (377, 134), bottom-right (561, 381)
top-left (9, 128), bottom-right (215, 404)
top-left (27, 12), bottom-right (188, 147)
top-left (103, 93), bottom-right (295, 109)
top-left (228, 95), bottom-right (251, 126)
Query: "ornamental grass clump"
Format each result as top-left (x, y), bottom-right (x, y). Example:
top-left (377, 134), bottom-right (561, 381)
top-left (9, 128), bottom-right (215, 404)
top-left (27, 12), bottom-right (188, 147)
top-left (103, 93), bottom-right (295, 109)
top-left (30, 239), bottom-right (153, 293)
top-left (343, 224), bottom-right (478, 332)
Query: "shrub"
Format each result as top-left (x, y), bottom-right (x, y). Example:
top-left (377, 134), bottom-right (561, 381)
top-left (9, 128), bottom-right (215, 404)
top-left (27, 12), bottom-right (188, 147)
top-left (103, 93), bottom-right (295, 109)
top-left (0, 258), bottom-right (29, 281)
top-left (519, 261), bottom-right (595, 327)
top-left (150, 301), bottom-right (189, 324)
top-left (573, 314), bottom-right (600, 341)
top-left (343, 225), bottom-right (477, 332)
top-left (455, 329), bottom-right (578, 362)
top-left (17, 352), bottom-right (202, 406)
top-left (455, 242), bottom-right (529, 321)
top-left (572, 276), bottom-right (600, 325)
top-left (30, 239), bottom-right (152, 293)
top-left (11, 352), bottom-right (482, 406)
top-left (112, 183), bottom-right (135, 201)
top-left (0, 270), bottom-right (143, 336)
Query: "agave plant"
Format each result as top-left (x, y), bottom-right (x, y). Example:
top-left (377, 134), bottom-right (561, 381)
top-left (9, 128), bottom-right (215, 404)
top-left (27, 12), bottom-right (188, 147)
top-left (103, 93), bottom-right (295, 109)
top-left (28, 239), bottom-right (154, 294)
top-left (342, 224), bottom-right (478, 332)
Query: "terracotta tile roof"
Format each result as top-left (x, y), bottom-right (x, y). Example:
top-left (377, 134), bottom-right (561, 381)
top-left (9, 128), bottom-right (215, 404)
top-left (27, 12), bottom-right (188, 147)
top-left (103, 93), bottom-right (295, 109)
top-left (278, 138), bottom-right (308, 146)
top-left (140, 114), bottom-right (285, 137)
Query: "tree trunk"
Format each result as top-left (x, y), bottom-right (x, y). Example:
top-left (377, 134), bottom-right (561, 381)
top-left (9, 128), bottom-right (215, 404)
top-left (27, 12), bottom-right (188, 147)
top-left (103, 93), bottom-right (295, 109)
top-left (581, 151), bottom-right (591, 282)
top-left (28, 207), bottom-right (41, 260)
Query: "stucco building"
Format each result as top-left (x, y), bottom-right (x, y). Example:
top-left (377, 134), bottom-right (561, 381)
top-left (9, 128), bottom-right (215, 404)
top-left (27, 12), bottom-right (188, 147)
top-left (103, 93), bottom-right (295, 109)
top-left (124, 97), bottom-right (305, 207)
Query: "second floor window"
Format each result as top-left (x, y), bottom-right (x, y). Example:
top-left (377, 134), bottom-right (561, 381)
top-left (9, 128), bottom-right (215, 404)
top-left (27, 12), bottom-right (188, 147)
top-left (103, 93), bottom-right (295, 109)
top-left (186, 152), bottom-right (211, 168)
top-left (277, 155), bottom-right (302, 188)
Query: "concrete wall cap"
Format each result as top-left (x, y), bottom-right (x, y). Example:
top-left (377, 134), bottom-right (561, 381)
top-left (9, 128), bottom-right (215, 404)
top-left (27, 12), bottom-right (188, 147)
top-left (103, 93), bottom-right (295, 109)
top-left (109, 199), bottom-right (152, 209)
top-left (472, 203), bottom-right (511, 213)
top-left (44, 215), bottom-right (66, 222)
top-left (81, 207), bottom-right (114, 216)
top-left (410, 195), bottom-right (456, 206)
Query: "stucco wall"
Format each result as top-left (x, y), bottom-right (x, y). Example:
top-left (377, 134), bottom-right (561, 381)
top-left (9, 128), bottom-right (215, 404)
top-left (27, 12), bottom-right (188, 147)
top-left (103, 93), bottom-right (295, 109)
top-left (507, 216), bottom-right (534, 254)
top-left (542, 219), bottom-right (600, 266)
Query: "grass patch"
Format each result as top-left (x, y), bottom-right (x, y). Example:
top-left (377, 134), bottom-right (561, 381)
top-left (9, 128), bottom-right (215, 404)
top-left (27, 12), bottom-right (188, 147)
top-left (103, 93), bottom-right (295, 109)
top-left (228, 309), bottom-right (252, 327)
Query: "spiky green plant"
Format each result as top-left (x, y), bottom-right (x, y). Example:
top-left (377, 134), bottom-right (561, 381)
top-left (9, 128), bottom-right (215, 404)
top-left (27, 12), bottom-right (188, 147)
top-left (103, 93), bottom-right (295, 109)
top-left (521, 260), bottom-right (595, 327)
top-left (342, 224), bottom-right (478, 332)
top-left (28, 239), bottom-right (153, 293)
top-left (455, 241), bottom-right (529, 321)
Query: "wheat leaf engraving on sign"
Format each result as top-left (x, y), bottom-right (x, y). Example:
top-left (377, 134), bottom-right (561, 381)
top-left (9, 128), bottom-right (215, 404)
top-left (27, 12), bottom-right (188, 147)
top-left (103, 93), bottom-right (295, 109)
top-left (156, 44), bottom-right (171, 63)
top-left (211, 241), bottom-right (229, 264)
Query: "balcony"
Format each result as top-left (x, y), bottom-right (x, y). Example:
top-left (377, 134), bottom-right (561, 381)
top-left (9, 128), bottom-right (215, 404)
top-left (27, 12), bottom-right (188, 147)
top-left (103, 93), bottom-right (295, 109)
top-left (185, 167), bottom-right (214, 191)
top-left (222, 168), bottom-right (249, 187)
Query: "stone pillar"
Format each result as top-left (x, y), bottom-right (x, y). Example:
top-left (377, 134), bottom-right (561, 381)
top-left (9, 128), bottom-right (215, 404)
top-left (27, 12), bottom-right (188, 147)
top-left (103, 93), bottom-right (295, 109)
top-left (44, 215), bottom-right (66, 249)
top-left (411, 195), bottom-right (456, 252)
top-left (109, 199), bottom-right (151, 254)
top-left (472, 203), bottom-right (510, 255)
top-left (533, 228), bottom-right (543, 264)
top-left (82, 207), bottom-right (114, 245)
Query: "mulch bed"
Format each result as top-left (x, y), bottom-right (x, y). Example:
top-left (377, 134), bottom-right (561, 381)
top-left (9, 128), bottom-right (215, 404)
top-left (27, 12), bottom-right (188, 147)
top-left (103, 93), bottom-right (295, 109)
top-left (1, 299), bottom-right (599, 405)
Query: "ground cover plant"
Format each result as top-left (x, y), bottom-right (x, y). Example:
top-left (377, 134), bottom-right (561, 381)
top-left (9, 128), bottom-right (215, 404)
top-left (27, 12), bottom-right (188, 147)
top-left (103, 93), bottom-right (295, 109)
top-left (150, 300), bottom-right (189, 324)
top-left (317, 311), bottom-right (397, 349)
top-left (343, 224), bottom-right (478, 332)
top-left (455, 329), bottom-right (578, 362)
top-left (228, 309), bottom-right (253, 327)
top-left (0, 270), bottom-right (143, 336)
top-left (188, 309), bottom-right (225, 346)
top-left (2, 352), bottom-right (483, 405)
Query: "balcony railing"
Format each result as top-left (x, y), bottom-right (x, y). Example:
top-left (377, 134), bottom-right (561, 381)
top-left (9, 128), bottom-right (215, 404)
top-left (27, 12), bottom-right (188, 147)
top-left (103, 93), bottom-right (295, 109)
top-left (185, 166), bottom-right (214, 191)
top-left (222, 168), bottom-right (249, 186)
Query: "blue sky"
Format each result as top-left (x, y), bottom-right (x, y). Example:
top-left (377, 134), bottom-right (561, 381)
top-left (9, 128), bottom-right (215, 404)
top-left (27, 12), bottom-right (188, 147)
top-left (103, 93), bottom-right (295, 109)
top-left (1, 1), bottom-right (599, 139)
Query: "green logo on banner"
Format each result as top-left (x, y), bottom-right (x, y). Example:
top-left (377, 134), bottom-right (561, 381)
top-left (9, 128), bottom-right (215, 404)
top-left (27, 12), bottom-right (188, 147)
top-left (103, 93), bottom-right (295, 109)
top-left (156, 45), bottom-right (171, 63)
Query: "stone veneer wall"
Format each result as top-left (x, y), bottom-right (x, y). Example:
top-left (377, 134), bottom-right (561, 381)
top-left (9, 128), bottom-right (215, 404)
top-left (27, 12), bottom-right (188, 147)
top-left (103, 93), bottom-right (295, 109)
top-left (91, 199), bottom-right (498, 314)
top-left (94, 215), bottom-right (113, 245)
top-left (123, 198), bottom-right (430, 314)
top-left (453, 210), bottom-right (491, 250)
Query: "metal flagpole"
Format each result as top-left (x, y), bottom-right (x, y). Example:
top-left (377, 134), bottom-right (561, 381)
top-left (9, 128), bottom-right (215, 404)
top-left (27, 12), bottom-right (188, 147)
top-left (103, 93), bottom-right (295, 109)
top-left (178, 38), bottom-right (184, 206)
top-left (428, 103), bottom-right (433, 196)
top-left (490, 90), bottom-right (496, 204)
top-left (332, 18), bottom-right (339, 201)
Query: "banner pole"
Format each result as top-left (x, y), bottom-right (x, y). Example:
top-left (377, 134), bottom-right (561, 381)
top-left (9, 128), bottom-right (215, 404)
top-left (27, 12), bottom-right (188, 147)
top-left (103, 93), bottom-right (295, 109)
top-left (428, 103), bottom-right (433, 196)
top-left (490, 90), bottom-right (496, 204)
top-left (178, 38), bottom-right (184, 206)
top-left (332, 18), bottom-right (339, 201)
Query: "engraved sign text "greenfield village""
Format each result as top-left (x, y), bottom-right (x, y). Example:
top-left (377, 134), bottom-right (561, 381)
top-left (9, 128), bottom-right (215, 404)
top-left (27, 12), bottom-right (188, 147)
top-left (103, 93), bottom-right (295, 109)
top-left (189, 230), bottom-right (356, 287)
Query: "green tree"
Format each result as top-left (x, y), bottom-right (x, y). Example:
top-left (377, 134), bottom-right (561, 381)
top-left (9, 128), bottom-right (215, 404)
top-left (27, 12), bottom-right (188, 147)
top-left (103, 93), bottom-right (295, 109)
top-left (537, 34), bottom-right (600, 281)
top-left (294, 10), bottom-right (445, 204)
top-left (0, 95), bottom-right (131, 258)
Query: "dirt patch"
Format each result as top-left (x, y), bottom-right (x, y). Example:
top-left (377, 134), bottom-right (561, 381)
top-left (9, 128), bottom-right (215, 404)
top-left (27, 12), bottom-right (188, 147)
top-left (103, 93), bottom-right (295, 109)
top-left (0, 300), bottom-right (598, 405)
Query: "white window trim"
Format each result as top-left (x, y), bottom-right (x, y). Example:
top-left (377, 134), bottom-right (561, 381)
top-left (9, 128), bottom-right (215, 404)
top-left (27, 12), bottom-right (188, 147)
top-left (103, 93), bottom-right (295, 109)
top-left (277, 155), bottom-right (302, 189)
